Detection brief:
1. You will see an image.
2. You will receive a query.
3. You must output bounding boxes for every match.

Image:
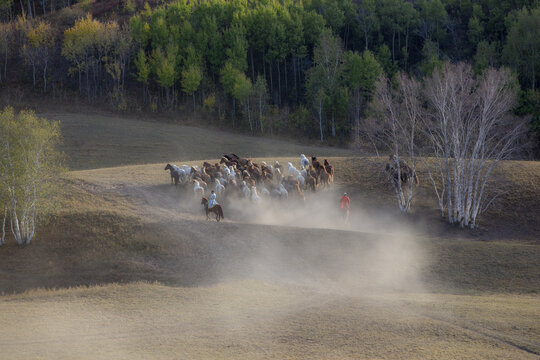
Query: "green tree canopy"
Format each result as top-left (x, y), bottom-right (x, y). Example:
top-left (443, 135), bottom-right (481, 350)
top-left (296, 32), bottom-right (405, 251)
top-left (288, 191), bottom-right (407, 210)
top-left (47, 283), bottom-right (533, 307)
top-left (503, 6), bottom-right (540, 90)
top-left (0, 107), bottom-right (64, 245)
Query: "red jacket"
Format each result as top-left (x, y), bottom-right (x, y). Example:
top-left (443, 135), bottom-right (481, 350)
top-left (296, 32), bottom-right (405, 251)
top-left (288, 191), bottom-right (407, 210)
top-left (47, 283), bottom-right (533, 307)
top-left (340, 195), bottom-right (350, 210)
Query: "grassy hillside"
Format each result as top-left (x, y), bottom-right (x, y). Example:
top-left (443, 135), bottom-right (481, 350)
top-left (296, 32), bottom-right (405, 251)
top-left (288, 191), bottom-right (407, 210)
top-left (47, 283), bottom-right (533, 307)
top-left (0, 113), bottom-right (538, 359)
top-left (45, 112), bottom-right (352, 170)
top-left (1, 155), bottom-right (538, 295)
top-left (73, 155), bottom-right (540, 241)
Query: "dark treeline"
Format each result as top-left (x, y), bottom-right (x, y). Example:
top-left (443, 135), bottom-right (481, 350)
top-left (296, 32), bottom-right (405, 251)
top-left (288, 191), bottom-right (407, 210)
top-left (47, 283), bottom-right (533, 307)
top-left (0, 0), bottom-right (539, 148)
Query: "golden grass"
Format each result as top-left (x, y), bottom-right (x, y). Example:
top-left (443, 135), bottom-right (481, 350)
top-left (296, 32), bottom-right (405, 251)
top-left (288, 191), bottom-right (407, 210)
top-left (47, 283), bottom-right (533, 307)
top-left (0, 281), bottom-right (538, 359)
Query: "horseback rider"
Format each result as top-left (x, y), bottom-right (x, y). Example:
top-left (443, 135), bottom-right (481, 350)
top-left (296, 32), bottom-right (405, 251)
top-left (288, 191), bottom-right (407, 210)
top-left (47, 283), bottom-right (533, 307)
top-left (208, 190), bottom-right (218, 209)
top-left (340, 192), bottom-right (350, 222)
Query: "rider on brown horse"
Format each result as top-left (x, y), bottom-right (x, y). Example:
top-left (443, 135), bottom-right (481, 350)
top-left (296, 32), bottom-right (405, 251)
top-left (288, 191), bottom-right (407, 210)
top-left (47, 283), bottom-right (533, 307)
top-left (201, 191), bottom-right (224, 221)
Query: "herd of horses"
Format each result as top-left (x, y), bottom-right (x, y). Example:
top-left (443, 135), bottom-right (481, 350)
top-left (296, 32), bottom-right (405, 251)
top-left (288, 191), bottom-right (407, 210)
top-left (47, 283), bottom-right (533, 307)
top-left (165, 154), bottom-right (418, 222)
top-left (164, 154), bottom-right (336, 221)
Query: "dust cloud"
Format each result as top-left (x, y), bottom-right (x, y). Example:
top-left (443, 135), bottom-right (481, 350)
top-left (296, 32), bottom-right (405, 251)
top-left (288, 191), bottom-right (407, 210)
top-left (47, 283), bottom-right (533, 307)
top-left (0, 175), bottom-right (440, 360)
top-left (127, 181), bottom-right (428, 296)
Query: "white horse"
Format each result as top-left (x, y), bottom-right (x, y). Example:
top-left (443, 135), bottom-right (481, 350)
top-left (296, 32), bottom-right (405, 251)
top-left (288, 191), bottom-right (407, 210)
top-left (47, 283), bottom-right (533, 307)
top-left (274, 168), bottom-right (283, 185)
top-left (278, 184), bottom-right (288, 199)
top-left (288, 162), bottom-right (300, 177)
top-left (250, 186), bottom-right (261, 203)
top-left (181, 165), bottom-right (191, 176)
top-left (216, 172), bottom-right (228, 186)
top-left (229, 166), bottom-right (238, 180)
top-left (215, 179), bottom-right (225, 198)
top-left (192, 180), bottom-right (204, 197)
top-left (241, 181), bottom-right (251, 198)
top-left (300, 154), bottom-right (310, 169)
top-left (178, 168), bottom-right (188, 183)
top-left (259, 185), bottom-right (270, 197)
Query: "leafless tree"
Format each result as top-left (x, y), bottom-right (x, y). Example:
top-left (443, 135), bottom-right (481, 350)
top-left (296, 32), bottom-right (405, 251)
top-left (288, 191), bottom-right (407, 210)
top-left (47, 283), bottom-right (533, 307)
top-left (423, 62), bottom-right (526, 228)
top-left (368, 73), bottom-right (421, 213)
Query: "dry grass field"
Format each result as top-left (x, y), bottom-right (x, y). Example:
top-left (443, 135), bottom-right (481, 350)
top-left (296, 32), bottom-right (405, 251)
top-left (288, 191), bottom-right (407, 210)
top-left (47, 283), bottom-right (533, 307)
top-left (49, 112), bottom-right (352, 170)
top-left (0, 112), bottom-right (539, 359)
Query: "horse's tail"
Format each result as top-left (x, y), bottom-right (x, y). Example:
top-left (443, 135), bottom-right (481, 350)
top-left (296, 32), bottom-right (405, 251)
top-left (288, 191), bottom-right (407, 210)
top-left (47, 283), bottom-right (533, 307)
top-left (218, 206), bottom-right (224, 219)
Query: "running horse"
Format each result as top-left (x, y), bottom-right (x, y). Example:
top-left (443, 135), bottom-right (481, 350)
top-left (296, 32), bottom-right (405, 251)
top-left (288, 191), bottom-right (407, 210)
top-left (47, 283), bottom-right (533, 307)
top-left (165, 163), bottom-right (180, 185)
top-left (201, 197), bottom-right (225, 222)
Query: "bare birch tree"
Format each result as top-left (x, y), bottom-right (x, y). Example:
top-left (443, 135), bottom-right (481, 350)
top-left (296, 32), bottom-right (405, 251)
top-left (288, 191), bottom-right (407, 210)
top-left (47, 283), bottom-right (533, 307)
top-left (0, 107), bottom-right (64, 245)
top-left (423, 63), bottom-right (526, 228)
top-left (369, 73), bottom-right (421, 213)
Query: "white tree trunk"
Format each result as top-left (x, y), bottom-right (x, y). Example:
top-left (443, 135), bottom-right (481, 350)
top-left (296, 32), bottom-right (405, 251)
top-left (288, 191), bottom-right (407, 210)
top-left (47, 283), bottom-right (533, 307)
top-left (258, 95), bottom-right (264, 133)
top-left (423, 63), bottom-right (524, 229)
top-left (318, 97), bottom-right (323, 142)
top-left (1, 206), bottom-right (6, 245)
top-left (10, 198), bottom-right (22, 245)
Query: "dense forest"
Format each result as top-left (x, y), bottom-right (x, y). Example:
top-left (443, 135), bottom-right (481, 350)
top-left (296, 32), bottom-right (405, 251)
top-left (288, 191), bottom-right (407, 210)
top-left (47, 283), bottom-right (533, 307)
top-left (0, 0), bottom-right (538, 149)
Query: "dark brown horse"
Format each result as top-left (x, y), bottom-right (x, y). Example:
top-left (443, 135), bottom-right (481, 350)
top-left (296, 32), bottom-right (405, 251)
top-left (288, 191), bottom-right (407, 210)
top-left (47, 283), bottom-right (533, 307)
top-left (312, 157), bottom-right (324, 173)
top-left (165, 164), bottom-right (180, 185)
top-left (201, 197), bottom-right (224, 222)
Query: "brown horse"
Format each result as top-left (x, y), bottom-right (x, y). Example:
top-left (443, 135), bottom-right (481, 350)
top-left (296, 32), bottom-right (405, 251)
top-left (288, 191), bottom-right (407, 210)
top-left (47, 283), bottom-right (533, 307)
top-left (385, 156), bottom-right (419, 186)
top-left (306, 175), bottom-right (318, 192)
top-left (318, 167), bottom-right (331, 187)
top-left (312, 157), bottom-right (324, 173)
top-left (220, 157), bottom-right (236, 167)
top-left (323, 159), bottom-right (334, 183)
top-left (201, 197), bottom-right (224, 222)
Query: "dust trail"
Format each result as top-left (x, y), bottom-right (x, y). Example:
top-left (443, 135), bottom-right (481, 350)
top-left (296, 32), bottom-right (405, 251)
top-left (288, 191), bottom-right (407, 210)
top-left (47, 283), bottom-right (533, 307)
top-left (121, 181), bottom-right (428, 296)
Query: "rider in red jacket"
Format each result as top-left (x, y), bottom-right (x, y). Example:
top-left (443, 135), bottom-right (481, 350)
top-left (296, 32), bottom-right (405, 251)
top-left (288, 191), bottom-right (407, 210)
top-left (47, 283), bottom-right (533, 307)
top-left (340, 193), bottom-right (350, 221)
